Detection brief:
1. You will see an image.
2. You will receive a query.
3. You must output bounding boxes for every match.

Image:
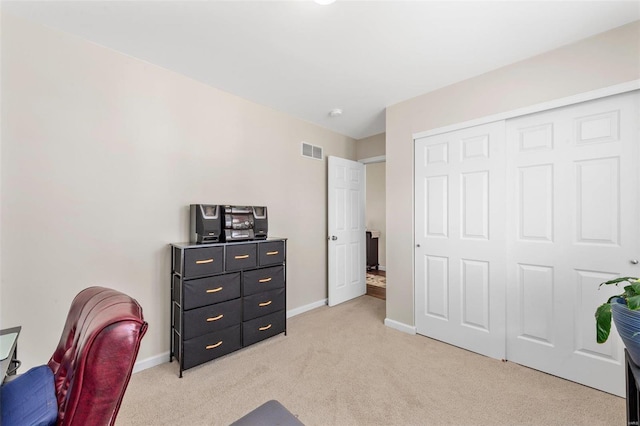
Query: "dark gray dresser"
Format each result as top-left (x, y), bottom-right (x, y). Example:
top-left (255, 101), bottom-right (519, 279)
top-left (170, 238), bottom-right (286, 377)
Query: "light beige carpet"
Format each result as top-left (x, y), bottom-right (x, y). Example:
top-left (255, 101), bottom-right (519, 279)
top-left (118, 296), bottom-right (625, 425)
top-left (366, 273), bottom-right (386, 288)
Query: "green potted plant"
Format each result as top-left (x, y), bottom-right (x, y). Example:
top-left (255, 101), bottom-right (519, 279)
top-left (596, 276), bottom-right (640, 365)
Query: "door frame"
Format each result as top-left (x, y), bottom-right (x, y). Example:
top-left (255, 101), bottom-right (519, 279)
top-left (414, 80), bottom-right (640, 141)
top-left (359, 155), bottom-right (386, 165)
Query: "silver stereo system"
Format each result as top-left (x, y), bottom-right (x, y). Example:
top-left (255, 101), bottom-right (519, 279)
top-left (190, 204), bottom-right (267, 243)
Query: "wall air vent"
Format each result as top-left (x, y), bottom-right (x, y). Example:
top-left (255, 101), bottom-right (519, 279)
top-left (301, 142), bottom-right (324, 161)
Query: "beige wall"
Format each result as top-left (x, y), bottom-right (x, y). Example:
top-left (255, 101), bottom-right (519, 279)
top-left (365, 162), bottom-right (386, 269)
top-left (386, 21), bottom-right (640, 327)
top-left (0, 14), bottom-right (356, 369)
top-left (356, 133), bottom-right (385, 160)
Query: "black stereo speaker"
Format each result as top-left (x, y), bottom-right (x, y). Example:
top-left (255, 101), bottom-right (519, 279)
top-left (190, 204), bottom-right (222, 243)
top-left (252, 206), bottom-right (268, 239)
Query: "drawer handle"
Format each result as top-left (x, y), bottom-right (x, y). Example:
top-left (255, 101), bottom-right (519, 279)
top-left (196, 258), bottom-right (214, 264)
top-left (206, 341), bottom-right (223, 350)
top-left (235, 254), bottom-right (250, 259)
top-left (206, 314), bottom-right (224, 322)
top-left (259, 324), bottom-right (272, 331)
top-left (266, 251), bottom-right (279, 256)
top-left (206, 287), bottom-right (223, 293)
top-left (259, 278), bottom-right (272, 283)
top-left (259, 300), bottom-right (272, 307)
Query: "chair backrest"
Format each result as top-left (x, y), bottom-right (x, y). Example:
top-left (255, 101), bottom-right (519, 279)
top-left (47, 287), bottom-right (148, 426)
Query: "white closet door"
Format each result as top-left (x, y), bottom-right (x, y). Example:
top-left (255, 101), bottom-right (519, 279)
top-left (505, 91), bottom-right (639, 396)
top-left (415, 121), bottom-right (506, 360)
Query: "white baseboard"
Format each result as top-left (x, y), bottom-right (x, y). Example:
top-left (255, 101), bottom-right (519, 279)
top-left (378, 265), bottom-right (386, 271)
top-left (286, 298), bottom-right (327, 318)
top-left (133, 351), bottom-right (169, 373)
top-left (133, 299), bottom-right (328, 373)
top-left (384, 318), bottom-right (416, 335)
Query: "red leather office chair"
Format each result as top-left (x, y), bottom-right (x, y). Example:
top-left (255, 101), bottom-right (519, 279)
top-left (47, 286), bottom-right (147, 425)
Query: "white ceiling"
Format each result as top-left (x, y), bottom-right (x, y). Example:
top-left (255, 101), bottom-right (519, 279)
top-left (3, 1), bottom-right (639, 140)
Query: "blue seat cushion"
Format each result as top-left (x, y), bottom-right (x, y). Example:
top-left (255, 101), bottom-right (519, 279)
top-left (1, 365), bottom-right (58, 426)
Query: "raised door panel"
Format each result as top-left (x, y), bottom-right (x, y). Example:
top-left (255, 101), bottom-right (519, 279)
top-left (333, 167), bottom-right (348, 291)
top-left (461, 134), bottom-right (489, 160)
top-left (461, 259), bottom-right (489, 331)
top-left (518, 123), bottom-right (554, 152)
top-left (575, 110), bottom-right (619, 145)
top-left (460, 171), bottom-right (489, 240)
top-left (425, 176), bottom-right (448, 238)
top-left (426, 142), bottom-right (448, 165)
top-left (518, 165), bottom-right (554, 242)
top-left (573, 270), bottom-right (620, 361)
top-left (575, 158), bottom-right (620, 245)
top-left (335, 244), bottom-right (346, 290)
top-left (423, 255), bottom-right (449, 320)
top-left (516, 264), bottom-right (555, 346)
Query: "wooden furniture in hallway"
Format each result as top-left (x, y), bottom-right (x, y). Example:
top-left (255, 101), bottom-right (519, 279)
top-left (366, 270), bottom-right (385, 300)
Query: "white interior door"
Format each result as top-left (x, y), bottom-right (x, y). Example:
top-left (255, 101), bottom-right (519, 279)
top-left (328, 156), bottom-right (366, 307)
top-left (414, 121), bottom-right (506, 360)
top-left (505, 91), bottom-right (640, 397)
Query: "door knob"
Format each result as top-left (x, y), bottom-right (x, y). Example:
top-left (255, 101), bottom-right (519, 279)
top-left (331, 236), bottom-right (338, 241)
top-left (632, 259), bottom-right (639, 265)
top-left (416, 244), bottom-right (421, 248)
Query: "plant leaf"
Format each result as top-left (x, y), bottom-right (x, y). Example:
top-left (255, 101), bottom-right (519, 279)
top-left (627, 294), bottom-right (640, 310)
top-left (624, 286), bottom-right (636, 299)
top-left (600, 277), bottom-right (639, 288)
top-left (631, 281), bottom-right (640, 295)
top-left (595, 303), bottom-right (612, 344)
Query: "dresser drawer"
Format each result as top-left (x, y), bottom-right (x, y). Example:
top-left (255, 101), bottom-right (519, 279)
top-left (225, 243), bottom-right (257, 271)
top-left (243, 310), bottom-right (286, 347)
top-left (182, 272), bottom-right (240, 310)
top-left (243, 265), bottom-right (285, 296)
top-left (183, 246), bottom-right (224, 278)
top-left (243, 288), bottom-right (285, 321)
top-left (182, 298), bottom-right (241, 340)
top-left (182, 325), bottom-right (241, 370)
top-left (258, 241), bottom-right (285, 266)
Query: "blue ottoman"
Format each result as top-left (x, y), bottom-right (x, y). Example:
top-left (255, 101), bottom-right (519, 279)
top-left (1, 365), bottom-right (58, 426)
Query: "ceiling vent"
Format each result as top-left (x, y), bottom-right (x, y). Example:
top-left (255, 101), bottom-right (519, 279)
top-left (301, 142), bottom-right (323, 161)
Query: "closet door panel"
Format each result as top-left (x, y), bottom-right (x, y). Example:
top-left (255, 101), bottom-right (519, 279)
top-left (505, 91), bottom-right (639, 397)
top-left (415, 121), bottom-right (506, 360)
